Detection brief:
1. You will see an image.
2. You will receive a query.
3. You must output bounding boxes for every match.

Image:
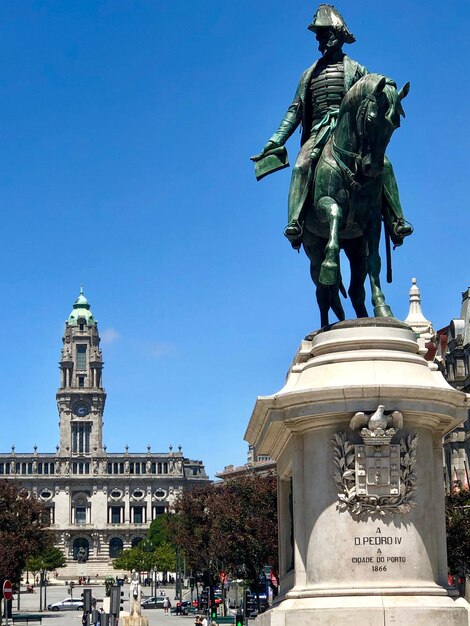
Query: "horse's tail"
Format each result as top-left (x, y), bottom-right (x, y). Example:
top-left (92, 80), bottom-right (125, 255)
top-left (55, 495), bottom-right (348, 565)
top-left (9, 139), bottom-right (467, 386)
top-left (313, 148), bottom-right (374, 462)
top-left (384, 221), bottom-right (393, 284)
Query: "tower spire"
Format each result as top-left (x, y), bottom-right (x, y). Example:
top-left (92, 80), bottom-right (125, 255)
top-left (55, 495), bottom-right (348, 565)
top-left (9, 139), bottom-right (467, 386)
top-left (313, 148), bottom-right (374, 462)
top-left (404, 278), bottom-right (434, 355)
top-left (405, 278), bottom-right (431, 328)
top-left (68, 287), bottom-right (95, 325)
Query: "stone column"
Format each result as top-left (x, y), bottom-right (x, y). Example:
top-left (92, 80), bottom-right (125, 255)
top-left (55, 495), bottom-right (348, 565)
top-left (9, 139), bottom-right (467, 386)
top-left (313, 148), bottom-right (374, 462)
top-left (124, 488), bottom-right (130, 524)
top-left (246, 319), bottom-right (470, 626)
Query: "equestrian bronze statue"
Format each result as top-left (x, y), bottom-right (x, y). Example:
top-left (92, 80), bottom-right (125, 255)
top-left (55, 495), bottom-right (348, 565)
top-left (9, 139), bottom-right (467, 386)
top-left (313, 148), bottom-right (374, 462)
top-left (251, 4), bottom-right (412, 326)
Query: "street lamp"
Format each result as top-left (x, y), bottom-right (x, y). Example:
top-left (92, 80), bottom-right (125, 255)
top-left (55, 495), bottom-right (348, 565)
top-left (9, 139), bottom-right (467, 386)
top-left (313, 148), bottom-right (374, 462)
top-left (174, 547), bottom-right (182, 601)
top-left (150, 567), bottom-right (155, 599)
top-left (38, 569), bottom-right (47, 612)
top-left (141, 538), bottom-right (155, 598)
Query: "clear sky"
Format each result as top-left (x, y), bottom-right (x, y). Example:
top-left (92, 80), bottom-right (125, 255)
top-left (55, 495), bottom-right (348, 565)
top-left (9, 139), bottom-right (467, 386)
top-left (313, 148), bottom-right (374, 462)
top-left (0, 1), bottom-right (468, 479)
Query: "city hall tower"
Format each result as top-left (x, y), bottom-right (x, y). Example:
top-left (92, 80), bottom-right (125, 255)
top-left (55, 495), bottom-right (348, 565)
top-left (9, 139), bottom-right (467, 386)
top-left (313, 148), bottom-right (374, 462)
top-left (57, 288), bottom-right (106, 456)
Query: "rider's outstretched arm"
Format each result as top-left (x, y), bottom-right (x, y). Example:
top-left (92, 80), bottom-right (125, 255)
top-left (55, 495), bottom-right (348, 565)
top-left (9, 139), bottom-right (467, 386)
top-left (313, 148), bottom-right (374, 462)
top-left (252, 70), bottom-right (307, 161)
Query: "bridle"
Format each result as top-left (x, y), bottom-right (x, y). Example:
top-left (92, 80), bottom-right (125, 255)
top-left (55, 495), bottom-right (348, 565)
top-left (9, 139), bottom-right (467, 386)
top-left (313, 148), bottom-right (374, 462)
top-left (332, 93), bottom-right (379, 192)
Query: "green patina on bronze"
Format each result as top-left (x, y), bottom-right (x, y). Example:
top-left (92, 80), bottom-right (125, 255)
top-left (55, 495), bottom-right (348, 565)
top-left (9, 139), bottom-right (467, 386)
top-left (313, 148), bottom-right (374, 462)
top-left (251, 4), bottom-right (412, 327)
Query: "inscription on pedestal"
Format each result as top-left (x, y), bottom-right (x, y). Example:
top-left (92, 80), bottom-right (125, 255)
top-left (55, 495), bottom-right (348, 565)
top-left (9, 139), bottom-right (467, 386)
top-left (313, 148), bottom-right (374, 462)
top-left (351, 527), bottom-right (406, 573)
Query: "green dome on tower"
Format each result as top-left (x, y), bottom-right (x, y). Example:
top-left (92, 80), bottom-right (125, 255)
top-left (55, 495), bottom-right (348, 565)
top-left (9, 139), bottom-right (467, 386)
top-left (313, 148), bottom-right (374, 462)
top-left (68, 286), bottom-right (96, 326)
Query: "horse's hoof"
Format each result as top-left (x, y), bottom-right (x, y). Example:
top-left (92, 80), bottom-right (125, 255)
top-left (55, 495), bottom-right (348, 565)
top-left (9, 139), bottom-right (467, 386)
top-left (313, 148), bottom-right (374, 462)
top-left (319, 262), bottom-right (338, 286)
top-left (374, 304), bottom-right (394, 318)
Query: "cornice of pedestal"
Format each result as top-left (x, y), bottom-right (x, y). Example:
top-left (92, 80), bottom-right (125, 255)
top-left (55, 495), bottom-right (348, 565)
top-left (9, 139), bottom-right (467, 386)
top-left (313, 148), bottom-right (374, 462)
top-left (245, 321), bottom-right (469, 460)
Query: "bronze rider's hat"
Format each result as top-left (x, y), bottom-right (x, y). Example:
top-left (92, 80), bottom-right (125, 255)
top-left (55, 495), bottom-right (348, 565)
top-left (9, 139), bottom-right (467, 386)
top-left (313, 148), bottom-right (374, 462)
top-left (307, 4), bottom-right (356, 44)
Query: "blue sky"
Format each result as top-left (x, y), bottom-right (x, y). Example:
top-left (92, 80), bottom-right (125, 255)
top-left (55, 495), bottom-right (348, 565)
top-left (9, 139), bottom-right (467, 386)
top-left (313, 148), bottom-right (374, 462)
top-left (0, 1), bottom-right (468, 478)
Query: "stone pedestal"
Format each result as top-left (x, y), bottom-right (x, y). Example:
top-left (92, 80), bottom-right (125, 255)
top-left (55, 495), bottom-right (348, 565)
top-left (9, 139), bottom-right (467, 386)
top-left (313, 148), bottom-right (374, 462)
top-left (122, 599), bottom-right (149, 626)
top-left (245, 319), bottom-right (470, 625)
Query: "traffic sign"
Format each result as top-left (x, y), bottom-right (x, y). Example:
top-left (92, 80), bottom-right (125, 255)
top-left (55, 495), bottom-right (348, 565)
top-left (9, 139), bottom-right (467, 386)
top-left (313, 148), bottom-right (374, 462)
top-left (3, 580), bottom-right (13, 601)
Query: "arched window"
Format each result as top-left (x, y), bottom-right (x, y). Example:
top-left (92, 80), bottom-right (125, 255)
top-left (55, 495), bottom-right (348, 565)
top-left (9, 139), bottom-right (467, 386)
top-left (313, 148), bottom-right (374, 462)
top-left (131, 537), bottom-right (143, 548)
top-left (109, 537), bottom-right (124, 558)
top-left (72, 494), bottom-right (90, 525)
top-left (73, 538), bottom-right (89, 562)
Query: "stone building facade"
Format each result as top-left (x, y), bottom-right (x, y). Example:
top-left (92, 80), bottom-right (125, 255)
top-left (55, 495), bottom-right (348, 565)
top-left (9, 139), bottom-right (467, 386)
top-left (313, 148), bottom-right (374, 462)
top-left (0, 289), bottom-right (209, 579)
top-left (436, 288), bottom-right (470, 489)
top-left (404, 280), bottom-right (470, 490)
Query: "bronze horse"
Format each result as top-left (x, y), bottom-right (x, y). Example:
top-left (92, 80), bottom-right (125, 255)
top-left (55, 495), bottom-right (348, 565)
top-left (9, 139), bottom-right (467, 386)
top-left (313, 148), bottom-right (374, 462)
top-left (302, 73), bottom-right (410, 327)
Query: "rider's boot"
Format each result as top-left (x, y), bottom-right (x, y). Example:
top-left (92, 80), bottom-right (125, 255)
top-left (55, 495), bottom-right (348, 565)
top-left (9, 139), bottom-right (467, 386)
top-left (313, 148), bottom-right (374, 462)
top-left (382, 157), bottom-right (413, 246)
top-left (284, 220), bottom-right (303, 250)
top-left (284, 153), bottom-right (314, 250)
top-left (391, 219), bottom-right (413, 246)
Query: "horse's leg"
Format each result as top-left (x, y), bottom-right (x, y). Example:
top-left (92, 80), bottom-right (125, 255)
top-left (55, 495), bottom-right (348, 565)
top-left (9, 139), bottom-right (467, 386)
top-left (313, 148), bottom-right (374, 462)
top-left (366, 218), bottom-right (394, 318)
top-left (328, 257), bottom-right (346, 322)
top-left (304, 235), bottom-right (332, 327)
top-left (318, 197), bottom-right (342, 286)
top-left (342, 237), bottom-right (368, 318)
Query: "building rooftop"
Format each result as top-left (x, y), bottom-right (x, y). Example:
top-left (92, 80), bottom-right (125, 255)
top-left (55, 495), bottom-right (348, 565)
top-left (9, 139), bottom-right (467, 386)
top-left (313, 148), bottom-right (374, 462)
top-left (68, 286), bottom-right (96, 327)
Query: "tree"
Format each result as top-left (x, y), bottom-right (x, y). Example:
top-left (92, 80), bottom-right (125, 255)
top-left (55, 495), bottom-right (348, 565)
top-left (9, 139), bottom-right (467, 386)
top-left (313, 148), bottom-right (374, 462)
top-left (169, 472), bottom-right (278, 606)
top-left (147, 514), bottom-right (172, 547)
top-left (145, 515), bottom-right (177, 574)
top-left (112, 547), bottom-right (152, 572)
top-left (112, 542), bottom-right (176, 574)
top-left (26, 546), bottom-right (66, 578)
top-left (154, 542), bottom-right (177, 573)
top-left (0, 480), bottom-right (52, 586)
top-left (215, 473), bottom-right (278, 589)
top-left (169, 483), bottom-right (225, 587)
top-left (446, 487), bottom-right (470, 574)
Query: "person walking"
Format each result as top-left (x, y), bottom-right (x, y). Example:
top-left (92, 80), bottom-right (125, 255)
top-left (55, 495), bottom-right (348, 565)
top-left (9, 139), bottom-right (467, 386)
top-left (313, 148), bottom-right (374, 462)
top-left (163, 595), bottom-right (171, 615)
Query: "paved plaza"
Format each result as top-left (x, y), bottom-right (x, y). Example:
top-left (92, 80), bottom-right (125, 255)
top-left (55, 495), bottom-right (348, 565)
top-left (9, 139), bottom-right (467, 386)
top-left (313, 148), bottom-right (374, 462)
top-left (9, 584), bottom-right (203, 626)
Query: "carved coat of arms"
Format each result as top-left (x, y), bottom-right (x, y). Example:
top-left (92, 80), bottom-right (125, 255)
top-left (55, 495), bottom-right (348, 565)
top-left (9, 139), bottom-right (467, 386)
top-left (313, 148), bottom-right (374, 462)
top-left (332, 405), bottom-right (418, 518)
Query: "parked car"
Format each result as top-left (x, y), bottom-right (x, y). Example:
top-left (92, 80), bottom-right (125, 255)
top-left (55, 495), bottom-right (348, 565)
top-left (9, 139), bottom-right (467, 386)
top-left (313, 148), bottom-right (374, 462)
top-left (47, 597), bottom-right (84, 611)
top-left (141, 596), bottom-right (166, 609)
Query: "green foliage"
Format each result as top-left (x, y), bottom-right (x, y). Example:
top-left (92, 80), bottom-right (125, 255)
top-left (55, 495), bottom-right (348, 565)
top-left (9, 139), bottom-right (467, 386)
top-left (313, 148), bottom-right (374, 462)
top-left (26, 547), bottom-right (65, 574)
top-left (112, 547), bottom-right (150, 572)
top-left (446, 487), bottom-right (470, 574)
top-left (147, 514), bottom-right (173, 548)
top-left (112, 542), bottom-right (176, 574)
top-left (104, 577), bottom-right (115, 597)
top-left (0, 480), bottom-right (52, 584)
top-left (154, 542), bottom-right (176, 572)
top-left (112, 513), bottom-right (177, 575)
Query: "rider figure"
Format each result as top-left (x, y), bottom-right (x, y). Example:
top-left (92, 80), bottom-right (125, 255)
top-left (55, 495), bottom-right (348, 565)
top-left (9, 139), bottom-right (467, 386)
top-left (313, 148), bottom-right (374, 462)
top-left (254, 4), bottom-right (412, 249)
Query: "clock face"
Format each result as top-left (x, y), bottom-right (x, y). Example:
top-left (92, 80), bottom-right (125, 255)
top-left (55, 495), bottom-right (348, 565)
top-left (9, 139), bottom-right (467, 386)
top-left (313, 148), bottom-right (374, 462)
top-left (74, 403), bottom-right (89, 417)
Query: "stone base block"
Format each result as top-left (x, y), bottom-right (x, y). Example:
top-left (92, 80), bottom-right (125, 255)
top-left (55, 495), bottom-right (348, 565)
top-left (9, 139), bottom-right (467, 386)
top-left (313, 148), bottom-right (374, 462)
top-left (122, 615), bottom-right (149, 626)
top-left (255, 595), bottom-right (470, 626)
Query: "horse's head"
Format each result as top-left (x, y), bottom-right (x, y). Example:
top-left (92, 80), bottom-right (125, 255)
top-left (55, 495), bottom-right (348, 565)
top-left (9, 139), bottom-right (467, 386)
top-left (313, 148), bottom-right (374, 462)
top-left (346, 74), bottom-right (410, 178)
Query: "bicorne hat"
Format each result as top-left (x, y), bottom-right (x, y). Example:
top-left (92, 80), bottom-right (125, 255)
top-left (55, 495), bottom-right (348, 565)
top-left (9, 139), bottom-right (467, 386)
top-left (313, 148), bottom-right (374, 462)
top-left (307, 4), bottom-right (356, 44)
